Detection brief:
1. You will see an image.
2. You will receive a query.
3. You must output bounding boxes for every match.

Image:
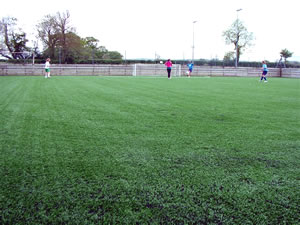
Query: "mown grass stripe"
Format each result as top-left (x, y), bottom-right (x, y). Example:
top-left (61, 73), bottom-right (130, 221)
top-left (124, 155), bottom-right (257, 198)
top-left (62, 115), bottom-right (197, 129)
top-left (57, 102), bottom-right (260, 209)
top-left (0, 76), bottom-right (299, 224)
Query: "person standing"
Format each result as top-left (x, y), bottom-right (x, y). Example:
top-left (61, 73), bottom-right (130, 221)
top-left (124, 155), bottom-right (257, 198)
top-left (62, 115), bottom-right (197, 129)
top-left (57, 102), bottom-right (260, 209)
top-left (165, 59), bottom-right (172, 79)
top-left (45, 58), bottom-right (51, 78)
top-left (260, 60), bottom-right (268, 82)
top-left (187, 62), bottom-right (194, 77)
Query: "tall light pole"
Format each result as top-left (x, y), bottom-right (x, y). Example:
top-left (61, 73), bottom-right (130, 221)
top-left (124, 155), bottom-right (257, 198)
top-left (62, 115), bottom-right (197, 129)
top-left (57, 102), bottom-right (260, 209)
top-left (192, 20), bottom-right (198, 63)
top-left (235, 9), bottom-right (242, 68)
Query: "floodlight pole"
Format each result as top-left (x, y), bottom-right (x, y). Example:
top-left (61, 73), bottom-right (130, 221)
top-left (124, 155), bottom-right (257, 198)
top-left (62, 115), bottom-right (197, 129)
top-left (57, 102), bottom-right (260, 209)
top-left (192, 21), bottom-right (198, 63)
top-left (235, 9), bottom-right (242, 68)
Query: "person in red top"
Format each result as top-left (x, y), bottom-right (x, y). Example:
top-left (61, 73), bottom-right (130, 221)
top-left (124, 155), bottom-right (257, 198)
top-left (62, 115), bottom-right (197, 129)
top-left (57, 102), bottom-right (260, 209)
top-left (164, 59), bottom-right (172, 79)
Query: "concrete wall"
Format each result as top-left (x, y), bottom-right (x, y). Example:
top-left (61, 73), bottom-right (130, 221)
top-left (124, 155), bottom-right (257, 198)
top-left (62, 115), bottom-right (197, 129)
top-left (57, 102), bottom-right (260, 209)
top-left (281, 68), bottom-right (300, 78)
top-left (0, 64), bottom-right (299, 78)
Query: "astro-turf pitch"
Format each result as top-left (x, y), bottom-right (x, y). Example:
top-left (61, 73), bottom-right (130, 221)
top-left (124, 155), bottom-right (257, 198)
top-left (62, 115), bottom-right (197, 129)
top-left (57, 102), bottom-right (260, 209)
top-left (0, 76), bottom-right (299, 224)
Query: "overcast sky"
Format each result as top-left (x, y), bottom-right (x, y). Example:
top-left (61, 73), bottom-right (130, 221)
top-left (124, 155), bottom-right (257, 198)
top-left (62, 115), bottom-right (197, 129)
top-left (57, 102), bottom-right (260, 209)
top-left (1, 0), bottom-right (300, 61)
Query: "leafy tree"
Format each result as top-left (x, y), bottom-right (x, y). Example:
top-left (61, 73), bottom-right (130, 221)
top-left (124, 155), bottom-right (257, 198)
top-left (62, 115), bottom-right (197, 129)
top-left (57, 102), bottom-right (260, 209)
top-left (82, 37), bottom-right (99, 50)
top-left (37, 11), bottom-right (123, 64)
top-left (94, 46), bottom-right (108, 59)
top-left (81, 37), bottom-right (122, 62)
top-left (0, 17), bottom-right (30, 59)
top-left (223, 51), bottom-right (235, 61)
top-left (81, 37), bottom-right (101, 61)
top-left (223, 19), bottom-right (254, 66)
top-left (103, 51), bottom-right (123, 60)
top-left (280, 48), bottom-right (293, 63)
top-left (64, 32), bottom-right (85, 63)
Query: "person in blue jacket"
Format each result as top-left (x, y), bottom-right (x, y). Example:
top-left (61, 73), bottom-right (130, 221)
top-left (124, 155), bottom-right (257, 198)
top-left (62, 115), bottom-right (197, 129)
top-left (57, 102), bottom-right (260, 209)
top-left (187, 62), bottom-right (194, 77)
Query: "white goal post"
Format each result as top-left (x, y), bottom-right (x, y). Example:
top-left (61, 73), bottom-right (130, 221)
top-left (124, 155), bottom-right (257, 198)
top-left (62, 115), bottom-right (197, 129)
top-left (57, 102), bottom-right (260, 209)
top-left (132, 64), bottom-right (182, 77)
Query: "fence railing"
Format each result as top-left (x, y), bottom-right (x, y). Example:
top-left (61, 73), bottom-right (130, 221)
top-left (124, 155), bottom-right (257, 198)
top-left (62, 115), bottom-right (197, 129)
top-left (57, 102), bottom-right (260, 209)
top-left (0, 64), bottom-right (299, 78)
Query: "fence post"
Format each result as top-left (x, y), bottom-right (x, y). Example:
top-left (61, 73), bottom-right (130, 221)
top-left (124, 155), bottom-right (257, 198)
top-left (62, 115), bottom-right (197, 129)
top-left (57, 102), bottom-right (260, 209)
top-left (32, 51), bottom-right (35, 65)
top-left (280, 67), bottom-right (282, 77)
top-left (132, 64), bottom-right (137, 76)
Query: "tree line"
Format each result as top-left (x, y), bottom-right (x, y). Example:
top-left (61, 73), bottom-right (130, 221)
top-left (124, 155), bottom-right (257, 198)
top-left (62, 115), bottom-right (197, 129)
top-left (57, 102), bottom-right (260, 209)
top-left (0, 11), bottom-right (295, 66)
top-left (0, 11), bottom-right (122, 64)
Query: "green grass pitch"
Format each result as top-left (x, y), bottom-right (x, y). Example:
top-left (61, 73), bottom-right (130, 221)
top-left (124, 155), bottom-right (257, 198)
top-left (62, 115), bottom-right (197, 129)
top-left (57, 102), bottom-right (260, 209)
top-left (0, 76), bottom-right (299, 224)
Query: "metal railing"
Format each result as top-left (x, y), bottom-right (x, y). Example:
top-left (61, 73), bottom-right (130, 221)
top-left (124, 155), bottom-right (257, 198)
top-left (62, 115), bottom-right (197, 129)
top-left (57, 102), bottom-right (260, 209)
top-left (1, 64), bottom-right (300, 78)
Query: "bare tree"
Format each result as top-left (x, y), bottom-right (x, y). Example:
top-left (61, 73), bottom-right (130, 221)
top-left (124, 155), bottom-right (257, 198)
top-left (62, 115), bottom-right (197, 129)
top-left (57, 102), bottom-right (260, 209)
top-left (37, 14), bottom-right (59, 59)
top-left (37, 11), bottom-right (76, 63)
top-left (0, 17), bottom-right (30, 59)
top-left (54, 11), bottom-right (75, 63)
top-left (223, 19), bottom-right (254, 66)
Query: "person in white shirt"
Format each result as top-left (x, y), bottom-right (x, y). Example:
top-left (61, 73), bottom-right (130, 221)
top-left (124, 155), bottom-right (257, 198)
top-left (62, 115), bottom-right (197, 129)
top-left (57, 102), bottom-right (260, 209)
top-left (45, 58), bottom-right (51, 78)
